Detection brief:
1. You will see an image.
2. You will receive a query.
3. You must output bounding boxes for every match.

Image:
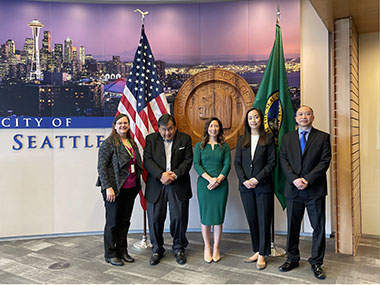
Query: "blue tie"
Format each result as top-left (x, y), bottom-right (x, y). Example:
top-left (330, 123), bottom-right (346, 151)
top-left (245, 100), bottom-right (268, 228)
top-left (300, 131), bottom-right (307, 154)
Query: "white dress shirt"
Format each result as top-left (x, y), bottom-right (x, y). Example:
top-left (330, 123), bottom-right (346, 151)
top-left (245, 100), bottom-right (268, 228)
top-left (164, 140), bottom-right (173, 171)
top-left (251, 134), bottom-right (259, 160)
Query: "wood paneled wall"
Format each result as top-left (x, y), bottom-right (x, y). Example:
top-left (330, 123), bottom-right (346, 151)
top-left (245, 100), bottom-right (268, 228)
top-left (333, 17), bottom-right (361, 255)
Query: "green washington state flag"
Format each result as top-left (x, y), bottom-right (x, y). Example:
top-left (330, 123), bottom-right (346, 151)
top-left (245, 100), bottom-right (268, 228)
top-left (253, 24), bottom-right (296, 209)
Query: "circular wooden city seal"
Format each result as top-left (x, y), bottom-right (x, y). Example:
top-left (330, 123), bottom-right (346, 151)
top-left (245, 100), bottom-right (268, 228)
top-left (174, 68), bottom-right (255, 149)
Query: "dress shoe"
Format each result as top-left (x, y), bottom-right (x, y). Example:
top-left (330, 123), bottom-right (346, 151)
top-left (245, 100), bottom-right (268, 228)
top-left (213, 256), bottom-right (221, 263)
top-left (204, 256), bottom-right (212, 263)
top-left (244, 253), bottom-right (259, 263)
top-left (279, 261), bottom-right (299, 272)
top-left (150, 252), bottom-right (163, 266)
top-left (121, 252), bottom-right (135, 263)
top-left (105, 257), bottom-right (124, 266)
top-left (311, 264), bottom-right (326, 280)
top-left (175, 251), bottom-right (187, 265)
top-left (212, 248), bottom-right (221, 263)
top-left (256, 256), bottom-right (266, 270)
top-left (204, 247), bottom-right (212, 263)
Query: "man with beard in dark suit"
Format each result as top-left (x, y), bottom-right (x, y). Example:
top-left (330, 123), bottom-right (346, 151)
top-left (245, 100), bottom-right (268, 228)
top-left (279, 105), bottom-right (331, 280)
top-left (144, 114), bottom-right (193, 266)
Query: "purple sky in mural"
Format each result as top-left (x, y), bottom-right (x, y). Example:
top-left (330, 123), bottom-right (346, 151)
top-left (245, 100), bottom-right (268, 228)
top-left (0, 0), bottom-right (299, 63)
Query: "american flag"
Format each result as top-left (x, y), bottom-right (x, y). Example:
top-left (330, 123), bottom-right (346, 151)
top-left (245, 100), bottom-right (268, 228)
top-left (117, 27), bottom-right (169, 210)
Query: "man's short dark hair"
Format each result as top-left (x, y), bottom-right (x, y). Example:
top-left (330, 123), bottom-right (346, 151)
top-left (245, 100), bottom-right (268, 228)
top-left (158, 114), bottom-right (176, 128)
top-left (297, 105), bottom-right (314, 115)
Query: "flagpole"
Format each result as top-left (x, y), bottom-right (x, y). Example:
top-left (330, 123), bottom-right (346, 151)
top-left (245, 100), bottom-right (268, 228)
top-left (134, 206), bottom-right (152, 250)
top-left (133, 8), bottom-right (152, 250)
top-left (270, 3), bottom-right (286, 257)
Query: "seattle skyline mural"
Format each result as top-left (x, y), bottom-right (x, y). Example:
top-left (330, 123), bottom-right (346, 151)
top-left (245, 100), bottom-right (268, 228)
top-left (0, 0), bottom-right (300, 119)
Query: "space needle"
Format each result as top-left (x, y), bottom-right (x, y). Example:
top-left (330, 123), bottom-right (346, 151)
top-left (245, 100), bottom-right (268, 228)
top-left (28, 19), bottom-right (44, 81)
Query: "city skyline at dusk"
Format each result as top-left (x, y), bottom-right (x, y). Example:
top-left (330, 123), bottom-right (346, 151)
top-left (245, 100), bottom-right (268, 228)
top-left (0, 0), bottom-right (299, 64)
top-left (0, 0), bottom-right (300, 119)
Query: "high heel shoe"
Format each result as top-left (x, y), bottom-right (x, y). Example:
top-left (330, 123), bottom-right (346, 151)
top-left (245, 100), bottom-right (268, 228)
top-left (204, 247), bottom-right (212, 263)
top-left (204, 256), bottom-right (212, 263)
top-left (212, 248), bottom-right (221, 263)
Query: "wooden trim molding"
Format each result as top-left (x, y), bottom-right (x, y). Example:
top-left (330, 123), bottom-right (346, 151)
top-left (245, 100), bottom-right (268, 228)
top-left (333, 17), bottom-right (361, 255)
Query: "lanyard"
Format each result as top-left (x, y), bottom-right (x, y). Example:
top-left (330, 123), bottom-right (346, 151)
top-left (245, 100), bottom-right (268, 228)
top-left (123, 141), bottom-right (135, 159)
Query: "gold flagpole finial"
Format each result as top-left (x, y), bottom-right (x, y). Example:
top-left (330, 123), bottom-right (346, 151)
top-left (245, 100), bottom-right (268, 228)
top-left (276, 4), bottom-right (280, 24)
top-left (134, 9), bottom-right (149, 26)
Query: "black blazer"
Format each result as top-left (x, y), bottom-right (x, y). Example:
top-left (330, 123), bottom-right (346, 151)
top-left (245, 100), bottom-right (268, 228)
top-left (234, 134), bottom-right (276, 193)
top-left (280, 127), bottom-right (331, 199)
top-left (144, 131), bottom-right (193, 203)
top-left (96, 136), bottom-right (143, 196)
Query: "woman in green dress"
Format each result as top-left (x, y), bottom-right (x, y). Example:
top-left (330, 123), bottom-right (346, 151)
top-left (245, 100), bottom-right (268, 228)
top-left (193, 117), bottom-right (231, 263)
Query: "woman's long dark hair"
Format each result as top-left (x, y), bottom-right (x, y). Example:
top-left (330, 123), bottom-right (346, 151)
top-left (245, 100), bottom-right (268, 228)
top-left (200, 117), bottom-right (225, 149)
top-left (241, 107), bottom-right (268, 148)
top-left (110, 114), bottom-right (135, 147)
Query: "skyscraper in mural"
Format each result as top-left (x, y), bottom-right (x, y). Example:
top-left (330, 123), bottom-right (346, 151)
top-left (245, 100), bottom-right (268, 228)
top-left (79, 45), bottom-right (85, 65)
top-left (24, 38), bottom-right (33, 63)
top-left (6, 39), bottom-right (15, 57)
top-left (42, 31), bottom-right (51, 52)
top-left (64, 37), bottom-right (73, 63)
top-left (54, 43), bottom-right (63, 67)
top-left (40, 31), bottom-right (51, 71)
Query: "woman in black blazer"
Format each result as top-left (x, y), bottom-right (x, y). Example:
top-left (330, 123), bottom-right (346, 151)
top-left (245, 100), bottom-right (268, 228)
top-left (234, 107), bottom-right (276, 270)
top-left (97, 114), bottom-right (143, 266)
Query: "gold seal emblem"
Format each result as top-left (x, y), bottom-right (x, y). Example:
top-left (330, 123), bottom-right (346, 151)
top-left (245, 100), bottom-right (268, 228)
top-left (264, 91), bottom-right (283, 145)
top-left (174, 68), bottom-right (255, 149)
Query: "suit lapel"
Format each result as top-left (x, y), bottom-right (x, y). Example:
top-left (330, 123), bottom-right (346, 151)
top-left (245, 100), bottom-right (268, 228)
top-left (252, 145), bottom-right (262, 164)
top-left (171, 132), bottom-right (180, 157)
top-left (116, 138), bottom-right (130, 168)
top-left (157, 134), bottom-right (166, 166)
top-left (290, 130), bottom-right (303, 163)
top-left (240, 146), bottom-right (252, 164)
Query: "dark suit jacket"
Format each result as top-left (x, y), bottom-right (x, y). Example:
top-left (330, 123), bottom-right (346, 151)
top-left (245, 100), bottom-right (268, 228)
top-left (96, 136), bottom-right (143, 196)
top-left (234, 134), bottom-right (276, 194)
top-left (280, 127), bottom-right (331, 199)
top-left (144, 131), bottom-right (193, 203)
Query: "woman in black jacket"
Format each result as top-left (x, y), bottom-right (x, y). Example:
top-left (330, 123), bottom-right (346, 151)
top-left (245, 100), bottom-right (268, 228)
top-left (97, 114), bottom-right (143, 266)
top-left (234, 108), bottom-right (276, 270)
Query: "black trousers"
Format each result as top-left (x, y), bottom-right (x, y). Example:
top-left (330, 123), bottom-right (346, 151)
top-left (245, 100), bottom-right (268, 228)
top-left (147, 185), bottom-right (189, 254)
top-left (240, 190), bottom-right (273, 256)
top-left (103, 186), bottom-right (140, 258)
top-left (286, 192), bottom-right (326, 266)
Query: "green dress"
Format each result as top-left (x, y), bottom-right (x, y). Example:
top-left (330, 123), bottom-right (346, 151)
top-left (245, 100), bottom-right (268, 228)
top-left (193, 142), bottom-right (231, 226)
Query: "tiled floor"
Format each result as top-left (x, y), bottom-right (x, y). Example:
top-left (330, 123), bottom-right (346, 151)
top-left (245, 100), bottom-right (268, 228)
top-left (0, 232), bottom-right (379, 284)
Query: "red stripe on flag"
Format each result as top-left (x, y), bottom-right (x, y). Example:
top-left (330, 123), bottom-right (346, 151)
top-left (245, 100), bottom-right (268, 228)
top-left (138, 110), bottom-right (149, 131)
top-left (147, 104), bottom-right (159, 132)
top-left (138, 189), bottom-right (147, 211)
top-left (120, 94), bottom-right (137, 120)
top-left (155, 94), bottom-right (169, 115)
top-left (134, 123), bottom-right (146, 149)
top-left (137, 168), bottom-right (149, 211)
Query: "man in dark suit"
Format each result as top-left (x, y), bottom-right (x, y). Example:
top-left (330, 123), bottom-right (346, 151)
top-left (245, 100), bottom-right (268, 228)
top-left (144, 114), bottom-right (193, 266)
top-left (279, 105), bottom-right (331, 280)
